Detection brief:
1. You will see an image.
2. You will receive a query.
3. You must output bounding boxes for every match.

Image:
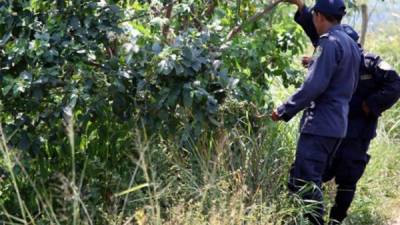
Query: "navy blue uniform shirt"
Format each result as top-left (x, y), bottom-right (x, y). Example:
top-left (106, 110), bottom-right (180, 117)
top-left (348, 53), bottom-right (400, 138)
top-left (294, 6), bottom-right (400, 139)
top-left (277, 25), bottom-right (361, 138)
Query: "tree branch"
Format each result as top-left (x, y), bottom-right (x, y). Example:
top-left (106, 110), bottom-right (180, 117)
top-left (205, 0), bottom-right (217, 18)
top-left (162, 1), bottom-right (174, 38)
top-left (226, 0), bottom-right (284, 41)
top-left (360, 4), bottom-right (368, 47)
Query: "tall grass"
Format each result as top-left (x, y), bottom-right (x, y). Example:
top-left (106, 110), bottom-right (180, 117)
top-left (0, 123), bottom-right (27, 224)
top-left (2, 87), bottom-right (399, 225)
top-left (0, 104), bottom-right (314, 224)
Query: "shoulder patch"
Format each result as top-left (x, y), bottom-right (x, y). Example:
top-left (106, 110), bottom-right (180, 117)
top-left (344, 26), bottom-right (353, 34)
top-left (378, 61), bottom-right (393, 71)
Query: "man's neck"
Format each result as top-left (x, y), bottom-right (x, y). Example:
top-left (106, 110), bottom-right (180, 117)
top-left (319, 22), bottom-right (338, 35)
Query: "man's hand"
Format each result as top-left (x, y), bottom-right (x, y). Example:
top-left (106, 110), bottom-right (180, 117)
top-left (302, 56), bottom-right (311, 68)
top-left (362, 101), bottom-right (370, 116)
top-left (283, 0), bottom-right (304, 10)
top-left (271, 110), bottom-right (281, 122)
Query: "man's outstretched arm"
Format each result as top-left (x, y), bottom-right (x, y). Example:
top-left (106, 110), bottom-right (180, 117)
top-left (285, 0), bottom-right (319, 46)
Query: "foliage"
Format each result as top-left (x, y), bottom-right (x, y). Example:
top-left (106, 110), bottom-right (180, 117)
top-left (0, 0), bottom-right (305, 147)
top-left (0, 0), bottom-right (306, 222)
top-left (1, 0), bottom-right (399, 224)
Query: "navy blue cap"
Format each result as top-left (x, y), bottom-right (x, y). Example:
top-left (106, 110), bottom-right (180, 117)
top-left (342, 24), bottom-right (359, 42)
top-left (313, 0), bottom-right (346, 17)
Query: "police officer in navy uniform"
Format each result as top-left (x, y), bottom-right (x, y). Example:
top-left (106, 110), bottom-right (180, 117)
top-left (283, 0), bottom-right (400, 224)
top-left (271, 0), bottom-right (361, 224)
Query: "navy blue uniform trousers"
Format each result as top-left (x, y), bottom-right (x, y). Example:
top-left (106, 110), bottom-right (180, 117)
top-left (289, 133), bottom-right (342, 225)
top-left (323, 138), bottom-right (371, 223)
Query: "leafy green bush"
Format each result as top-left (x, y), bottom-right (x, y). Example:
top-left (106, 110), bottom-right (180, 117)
top-left (0, 0), bottom-right (307, 223)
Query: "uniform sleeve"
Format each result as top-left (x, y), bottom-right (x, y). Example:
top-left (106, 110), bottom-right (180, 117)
top-left (294, 6), bottom-right (319, 47)
top-left (277, 38), bottom-right (340, 121)
top-left (365, 60), bottom-right (400, 117)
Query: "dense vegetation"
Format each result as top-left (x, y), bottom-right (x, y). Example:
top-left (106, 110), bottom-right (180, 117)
top-left (0, 0), bottom-right (399, 225)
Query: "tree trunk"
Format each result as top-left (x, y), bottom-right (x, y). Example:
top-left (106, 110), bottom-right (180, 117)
top-left (162, 1), bottom-right (174, 39)
top-left (360, 4), bottom-right (368, 47)
top-left (205, 0), bottom-right (218, 18)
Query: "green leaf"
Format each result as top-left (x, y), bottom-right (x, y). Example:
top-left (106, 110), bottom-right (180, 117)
top-left (69, 16), bottom-right (81, 30)
top-left (2, 83), bottom-right (14, 96)
top-left (158, 59), bottom-right (174, 75)
top-left (14, 82), bottom-right (26, 95)
top-left (191, 62), bottom-right (201, 72)
top-left (175, 63), bottom-right (184, 75)
top-left (182, 47), bottom-right (192, 60)
top-left (20, 71), bottom-right (32, 81)
top-left (34, 32), bottom-right (50, 42)
top-left (113, 79), bottom-right (126, 93)
top-left (33, 88), bottom-right (43, 101)
top-left (183, 89), bottom-right (193, 108)
top-left (182, 59), bottom-right (192, 67)
top-left (152, 43), bottom-right (162, 54)
top-left (0, 32), bottom-right (11, 46)
top-left (156, 88), bottom-right (170, 110)
top-left (167, 88), bottom-right (180, 107)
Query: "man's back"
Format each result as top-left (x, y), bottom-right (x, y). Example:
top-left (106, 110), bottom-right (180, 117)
top-left (304, 26), bottom-right (360, 137)
top-left (280, 25), bottom-right (361, 138)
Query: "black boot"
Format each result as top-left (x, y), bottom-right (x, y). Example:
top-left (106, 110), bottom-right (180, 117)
top-left (329, 184), bottom-right (356, 224)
